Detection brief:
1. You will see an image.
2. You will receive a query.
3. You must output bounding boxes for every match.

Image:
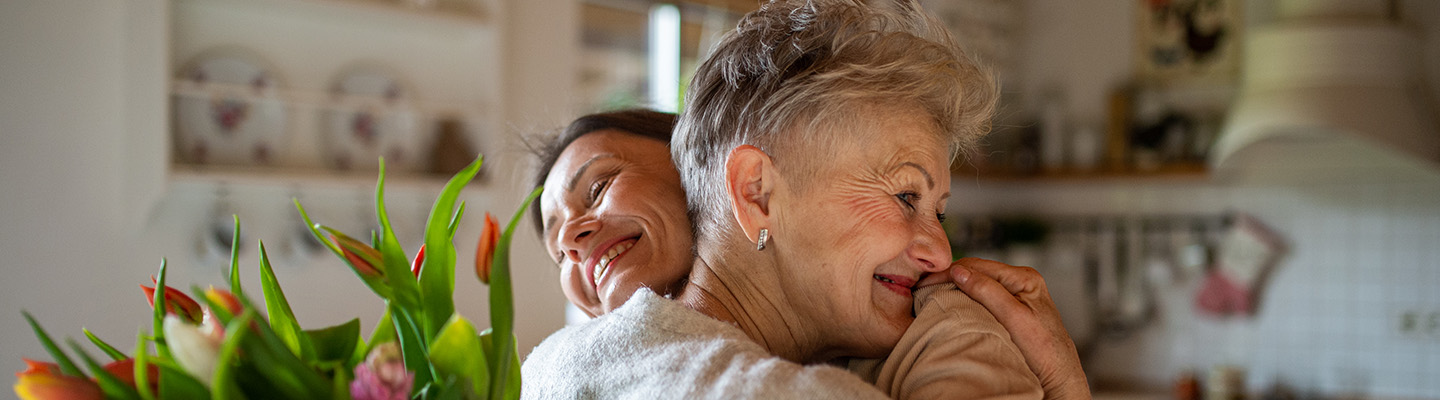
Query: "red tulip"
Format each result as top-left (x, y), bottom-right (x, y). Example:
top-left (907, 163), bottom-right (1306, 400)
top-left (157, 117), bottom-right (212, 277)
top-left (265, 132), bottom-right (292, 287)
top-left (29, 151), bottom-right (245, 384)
top-left (331, 233), bottom-right (383, 278)
top-left (411, 245), bottom-right (426, 278)
top-left (13, 358), bottom-right (101, 400)
top-left (98, 358), bottom-right (157, 394)
top-left (141, 277), bottom-right (203, 325)
top-left (475, 212), bottom-right (499, 285)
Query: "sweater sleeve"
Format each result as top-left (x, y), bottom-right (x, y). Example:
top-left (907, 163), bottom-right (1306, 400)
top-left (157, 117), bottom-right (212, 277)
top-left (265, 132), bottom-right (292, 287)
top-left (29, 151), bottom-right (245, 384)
top-left (859, 284), bottom-right (1045, 400)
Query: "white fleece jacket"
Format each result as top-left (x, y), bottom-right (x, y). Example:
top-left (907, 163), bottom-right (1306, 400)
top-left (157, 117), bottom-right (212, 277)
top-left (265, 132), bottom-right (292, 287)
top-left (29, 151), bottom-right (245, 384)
top-left (520, 289), bottom-right (890, 399)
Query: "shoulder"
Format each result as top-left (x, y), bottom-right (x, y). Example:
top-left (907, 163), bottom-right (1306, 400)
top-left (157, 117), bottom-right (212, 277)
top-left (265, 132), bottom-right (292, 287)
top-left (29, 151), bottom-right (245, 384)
top-left (521, 290), bottom-right (888, 399)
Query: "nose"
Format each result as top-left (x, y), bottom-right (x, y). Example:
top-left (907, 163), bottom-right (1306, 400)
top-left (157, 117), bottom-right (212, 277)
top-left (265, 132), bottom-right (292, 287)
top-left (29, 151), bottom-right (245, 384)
top-left (558, 216), bottom-right (601, 263)
top-left (910, 219), bottom-right (951, 273)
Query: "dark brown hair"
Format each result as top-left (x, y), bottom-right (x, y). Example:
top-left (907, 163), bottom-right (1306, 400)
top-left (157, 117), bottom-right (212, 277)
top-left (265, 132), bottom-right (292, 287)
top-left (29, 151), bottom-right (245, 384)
top-left (527, 109), bottom-right (678, 234)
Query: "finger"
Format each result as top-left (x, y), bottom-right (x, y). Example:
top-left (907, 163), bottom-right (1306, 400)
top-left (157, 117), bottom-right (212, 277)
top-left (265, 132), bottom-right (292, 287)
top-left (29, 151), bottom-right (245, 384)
top-left (954, 257), bottom-right (1045, 294)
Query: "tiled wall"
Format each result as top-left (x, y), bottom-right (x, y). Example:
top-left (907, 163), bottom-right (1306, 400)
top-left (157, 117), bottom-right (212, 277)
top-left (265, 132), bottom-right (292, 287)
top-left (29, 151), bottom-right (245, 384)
top-left (951, 175), bottom-right (1440, 398)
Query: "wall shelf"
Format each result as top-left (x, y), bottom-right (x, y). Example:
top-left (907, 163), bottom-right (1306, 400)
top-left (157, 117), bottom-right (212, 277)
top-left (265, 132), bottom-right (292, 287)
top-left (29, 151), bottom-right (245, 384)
top-left (178, 0), bottom-right (490, 30)
top-left (953, 163), bottom-right (1211, 184)
top-left (166, 0), bottom-right (501, 193)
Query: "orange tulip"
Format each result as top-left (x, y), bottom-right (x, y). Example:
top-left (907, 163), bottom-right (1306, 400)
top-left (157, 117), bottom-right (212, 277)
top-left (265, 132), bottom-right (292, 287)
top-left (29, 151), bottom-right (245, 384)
top-left (475, 212), bottom-right (499, 284)
top-left (411, 245), bottom-right (426, 278)
top-left (13, 359), bottom-right (101, 400)
top-left (203, 287), bottom-right (243, 318)
top-left (141, 277), bottom-right (203, 324)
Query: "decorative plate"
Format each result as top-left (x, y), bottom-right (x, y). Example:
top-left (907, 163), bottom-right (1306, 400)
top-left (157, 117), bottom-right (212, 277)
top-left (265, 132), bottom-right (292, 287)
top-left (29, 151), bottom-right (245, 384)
top-left (173, 47), bottom-right (288, 167)
top-left (323, 64), bottom-right (421, 173)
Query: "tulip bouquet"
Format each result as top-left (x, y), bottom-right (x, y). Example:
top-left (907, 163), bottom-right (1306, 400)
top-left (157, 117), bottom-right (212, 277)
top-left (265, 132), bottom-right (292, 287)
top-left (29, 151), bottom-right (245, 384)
top-left (15, 157), bottom-right (539, 400)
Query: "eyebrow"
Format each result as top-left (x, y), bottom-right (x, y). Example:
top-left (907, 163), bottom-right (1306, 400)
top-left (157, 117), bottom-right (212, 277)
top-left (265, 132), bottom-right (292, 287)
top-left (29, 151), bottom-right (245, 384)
top-left (898, 162), bottom-right (935, 189)
top-left (565, 154), bottom-right (616, 192)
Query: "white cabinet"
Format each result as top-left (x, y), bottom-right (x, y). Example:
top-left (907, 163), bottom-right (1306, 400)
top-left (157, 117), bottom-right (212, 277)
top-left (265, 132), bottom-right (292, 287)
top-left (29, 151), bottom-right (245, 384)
top-left (164, 0), bottom-right (502, 190)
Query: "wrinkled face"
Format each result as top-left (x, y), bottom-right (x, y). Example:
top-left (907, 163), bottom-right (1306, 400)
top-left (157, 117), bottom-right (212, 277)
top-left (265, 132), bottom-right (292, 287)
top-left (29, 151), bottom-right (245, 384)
top-left (768, 105), bottom-right (953, 359)
top-left (540, 130), bottom-right (693, 318)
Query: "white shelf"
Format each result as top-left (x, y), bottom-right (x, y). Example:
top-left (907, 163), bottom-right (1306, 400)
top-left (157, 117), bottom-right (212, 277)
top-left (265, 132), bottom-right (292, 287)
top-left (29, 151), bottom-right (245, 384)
top-left (170, 79), bottom-right (491, 117)
top-left (168, 164), bottom-right (480, 193)
top-left (177, 0), bottom-right (490, 30)
top-left (165, 0), bottom-right (502, 193)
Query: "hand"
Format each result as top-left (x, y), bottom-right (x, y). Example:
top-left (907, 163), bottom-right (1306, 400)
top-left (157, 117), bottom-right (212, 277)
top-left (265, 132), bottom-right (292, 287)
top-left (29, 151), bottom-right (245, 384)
top-left (949, 258), bottom-right (1090, 400)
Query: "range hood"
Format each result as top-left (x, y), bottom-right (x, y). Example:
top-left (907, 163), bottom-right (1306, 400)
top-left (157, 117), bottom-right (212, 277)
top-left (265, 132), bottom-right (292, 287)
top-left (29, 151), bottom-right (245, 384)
top-left (1209, 0), bottom-right (1440, 184)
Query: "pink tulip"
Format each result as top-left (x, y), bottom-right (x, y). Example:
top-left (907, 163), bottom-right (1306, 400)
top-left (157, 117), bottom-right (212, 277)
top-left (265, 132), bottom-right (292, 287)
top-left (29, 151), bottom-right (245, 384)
top-left (350, 343), bottom-right (412, 400)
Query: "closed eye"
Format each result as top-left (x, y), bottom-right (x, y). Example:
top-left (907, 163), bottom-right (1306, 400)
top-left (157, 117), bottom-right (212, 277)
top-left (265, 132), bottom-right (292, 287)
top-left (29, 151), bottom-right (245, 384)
top-left (587, 173), bottom-right (615, 206)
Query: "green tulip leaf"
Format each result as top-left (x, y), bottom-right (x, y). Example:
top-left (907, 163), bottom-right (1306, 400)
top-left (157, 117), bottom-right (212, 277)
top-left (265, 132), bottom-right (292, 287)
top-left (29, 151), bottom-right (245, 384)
top-left (296, 202), bottom-right (393, 299)
top-left (83, 328), bottom-right (128, 361)
top-left (212, 311), bottom-right (254, 400)
top-left (329, 363), bottom-right (351, 400)
top-left (258, 241), bottom-right (315, 362)
top-left (293, 200), bottom-right (343, 257)
top-left (427, 314), bottom-right (490, 398)
top-left (419, 156), bottom-right (483, 341)
top-left (229, 215), bottom-right (244, 299)
top-left (388, 303), bottom-right (434, 394)
top-left (480, 328), bottom-right (523, 400)
top-left (304, 318), bottom-right (360, 365)
top-left (152, 258), bottom-right (172, 360)
top-left (234, 298), bottom-right (331, 399)
top-left (68, 339), bottom-right (142, 400)
top-left (21, 311), bottom-right (83, 377)
top-left (374, 160), bottom-right (424, 325)
top-left (488, 186), bottom-right (542, 400)
top-left (134, 334), bottom-right (155, 400)
top-left (448, 201), bottom-right (467, 238)
top-left (157, 359), bottom-right (212, 400)
top-left (365, 308), bottom-right (396, 359)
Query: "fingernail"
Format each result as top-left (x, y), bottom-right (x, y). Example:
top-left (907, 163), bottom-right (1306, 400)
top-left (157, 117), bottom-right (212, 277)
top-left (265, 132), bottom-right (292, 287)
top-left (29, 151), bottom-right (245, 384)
top-left (954, 267), bottom-right (971, 284)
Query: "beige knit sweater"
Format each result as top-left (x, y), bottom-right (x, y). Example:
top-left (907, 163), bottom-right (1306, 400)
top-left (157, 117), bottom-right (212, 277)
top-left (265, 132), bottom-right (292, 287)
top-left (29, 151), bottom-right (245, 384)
top-left (849, 283), bottom-right (1044, 400)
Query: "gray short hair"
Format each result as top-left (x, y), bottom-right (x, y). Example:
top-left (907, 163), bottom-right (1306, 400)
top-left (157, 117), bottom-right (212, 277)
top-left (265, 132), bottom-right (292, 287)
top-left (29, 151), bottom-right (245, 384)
top-left (672, 0), bottom-right (997, 242)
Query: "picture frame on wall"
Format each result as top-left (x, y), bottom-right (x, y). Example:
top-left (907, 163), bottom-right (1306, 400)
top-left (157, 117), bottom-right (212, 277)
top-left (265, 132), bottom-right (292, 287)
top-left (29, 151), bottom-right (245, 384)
top-left (1135, 0), bottom-right (1242, 85)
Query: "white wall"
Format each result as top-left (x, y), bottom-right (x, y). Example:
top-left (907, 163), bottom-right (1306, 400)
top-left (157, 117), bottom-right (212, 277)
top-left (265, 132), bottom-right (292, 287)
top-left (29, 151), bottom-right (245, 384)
top-left (1, 1), bottom-right (149, 390)
top-left (0, 3), bottom-right (579, 399)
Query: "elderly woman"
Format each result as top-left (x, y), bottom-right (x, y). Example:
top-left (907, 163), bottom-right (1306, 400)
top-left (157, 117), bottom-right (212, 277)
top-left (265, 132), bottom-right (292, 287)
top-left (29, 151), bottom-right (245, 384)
top-left (522, 0), bottom-right (1087, 398)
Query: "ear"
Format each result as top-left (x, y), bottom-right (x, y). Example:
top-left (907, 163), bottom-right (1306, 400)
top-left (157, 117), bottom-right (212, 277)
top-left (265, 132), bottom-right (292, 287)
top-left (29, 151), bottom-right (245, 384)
top-left (724, 145), bottom-right (777, 245)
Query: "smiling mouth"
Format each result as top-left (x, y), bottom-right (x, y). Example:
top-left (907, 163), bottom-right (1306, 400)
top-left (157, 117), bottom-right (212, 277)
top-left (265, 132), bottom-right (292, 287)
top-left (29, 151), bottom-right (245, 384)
top-left (593, 237), bottom-right (639, 287)
top-left (873, 274), bottom-right (917, 297)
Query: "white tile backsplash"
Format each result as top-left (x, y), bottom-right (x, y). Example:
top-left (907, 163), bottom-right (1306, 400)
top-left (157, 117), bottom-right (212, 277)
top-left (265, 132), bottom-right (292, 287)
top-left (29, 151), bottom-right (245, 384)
top-left (953, 177), bottom-right (1440, 398)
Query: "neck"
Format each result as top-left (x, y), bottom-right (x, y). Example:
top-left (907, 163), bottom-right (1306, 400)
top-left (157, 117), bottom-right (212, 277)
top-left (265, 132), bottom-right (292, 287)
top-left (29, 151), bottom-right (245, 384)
top-left (677, 238), bottom-right (824, 364)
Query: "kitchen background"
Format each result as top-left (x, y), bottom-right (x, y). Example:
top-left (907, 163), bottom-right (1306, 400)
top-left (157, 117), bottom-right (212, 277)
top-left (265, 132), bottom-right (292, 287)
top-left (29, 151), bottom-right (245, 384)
top-left (1, 0), bottom-right (1437, 399)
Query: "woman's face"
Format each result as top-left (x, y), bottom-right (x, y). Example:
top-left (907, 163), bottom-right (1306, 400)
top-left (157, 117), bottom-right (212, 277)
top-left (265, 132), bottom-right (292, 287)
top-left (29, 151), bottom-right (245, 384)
top-left (768, 106), bottom-right (953, 359)
top-left (539, 130), bottom-right (693, 318)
